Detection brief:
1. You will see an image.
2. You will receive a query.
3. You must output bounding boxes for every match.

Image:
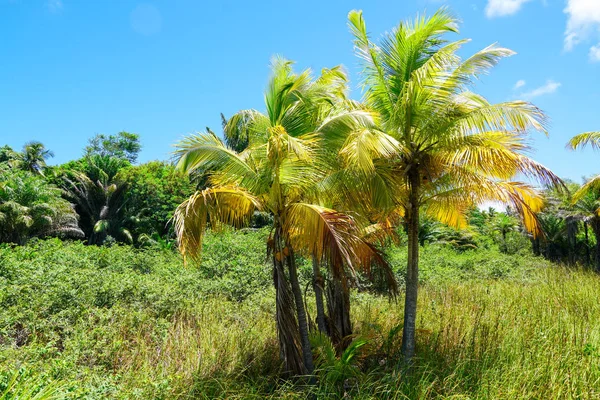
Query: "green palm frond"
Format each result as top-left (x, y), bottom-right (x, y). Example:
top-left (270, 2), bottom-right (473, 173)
top-left (567, 131), bottom-right (600, 151)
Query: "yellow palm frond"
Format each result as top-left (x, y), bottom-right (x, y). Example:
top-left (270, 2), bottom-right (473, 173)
top-left (174, 132), bottom-right (256, 178)
top-left (284, 203), bottom-right (357, 272)
top-left (173, 187), bottom-right (261, 263)
top-left (339, 129), bottom-right (399, 173)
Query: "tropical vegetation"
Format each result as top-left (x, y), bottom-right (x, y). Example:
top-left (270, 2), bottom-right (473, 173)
top-left (1, 6), bottom-right (600, 399)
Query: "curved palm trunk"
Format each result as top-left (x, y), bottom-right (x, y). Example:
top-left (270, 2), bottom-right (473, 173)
top-left (401, 168), bottom-right (420, 363)
top-left (273, 229), bottom-right (303, 375)
top-left (287, 249), bottom-right (315, 376)
top-left (312, 255), bottom-right (327, 334)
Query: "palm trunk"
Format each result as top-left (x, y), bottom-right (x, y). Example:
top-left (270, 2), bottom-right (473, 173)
top-left (287, 249), bottom-right (315, 376)
top-left (401, 168), bottom-right (420, 363)
top-left (326, 275), bottom-right (352, 349)
top-left (273, 229), bottom-right (303, 375)
top-left (566, 216), bottom-right (576, 265)
top-left (592, 218), bottom-right (600, 272)
top-left (312, 255), bottom-right (327, 334)
top-left (531, 236), bottom-right (540, 256)
top-left (584, 221), bottom-right (591, 266)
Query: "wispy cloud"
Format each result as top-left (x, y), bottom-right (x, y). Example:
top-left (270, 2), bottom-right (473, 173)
top-left (47, 0), bottom-right (63, 12)
top-left (519, 80), bottom-right (561, 100)
top-left (513, 79), bottom-right (526, 90)
top-left (564, 0), bottom-right (600, 62)
top-left (485, 0), bottom-right (534, 18)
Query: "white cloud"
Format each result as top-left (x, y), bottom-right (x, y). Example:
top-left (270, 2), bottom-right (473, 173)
top-left (564, 0), bottom-right (600, 53)
top-left (47, 0), bottom-right (63, 12)
top-left (485, 0), bottom-right (533, 18)
top-left (519, 80), bottom-right (561, 100)
top-left (590, 44), bottom-right (600, 62)
top-left (513, 79), bottom-right (526, 89)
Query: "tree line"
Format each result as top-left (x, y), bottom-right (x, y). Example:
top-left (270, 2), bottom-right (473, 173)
top-left (1, 7), bottom-right (599, 380)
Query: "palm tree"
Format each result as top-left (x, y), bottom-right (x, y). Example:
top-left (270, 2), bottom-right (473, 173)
top-left (59, 156), bottom-right (133, 245)
top-left (567, 132), bottom-right (600, 269)
top-left (571, 190), bottom-right (600, 268)
top-left (491, 213), bottom-right (518, 252)
top-left (61, 172), bottom-right (132, 245)
top-left (17, 141), bottom-right (54, 175)
top-left (0, 171), bottom-right (82, 244)
top-left (173, 59), bottom-right (373, 375)
top-left (346, 9), bottom-right (561, 362)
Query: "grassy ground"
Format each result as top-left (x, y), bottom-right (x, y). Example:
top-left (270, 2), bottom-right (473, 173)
top-left (1, 231), bottom-right (599, 399)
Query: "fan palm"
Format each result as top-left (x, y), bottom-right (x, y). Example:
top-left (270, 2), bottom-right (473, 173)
top-left (173, 58), bottom-right (376, 375)
top-left (346, 8), bottom-right (561, 362)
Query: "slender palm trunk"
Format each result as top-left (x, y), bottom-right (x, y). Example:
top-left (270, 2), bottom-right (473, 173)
top-left (566, 216), bottom-right (576, 265)
top-left (531, 236), bottom-right (541, 256)
top-left (287, 249), bottom-right (315, 376)
top-left (401, 168), bottom-right (420, 363)
top-left (584, 221), bottom-right (591, 266)
top-left (592, 218), bottom-right (600, 272)
top-left (312, 255), bottom-right (327, 334)
top-left (273, 228), bottom-right (303, 375)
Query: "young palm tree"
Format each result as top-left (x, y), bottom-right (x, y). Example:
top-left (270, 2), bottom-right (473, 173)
top-left (346, 9), bottom-right (561, 362)
top-left (173, 58), bottom-right (372, 375)
top-left (491, 213), bottom-right (519, 252)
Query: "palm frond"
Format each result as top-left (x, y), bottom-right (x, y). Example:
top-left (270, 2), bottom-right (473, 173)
top-left (173, 187), bottom-right (261, 262)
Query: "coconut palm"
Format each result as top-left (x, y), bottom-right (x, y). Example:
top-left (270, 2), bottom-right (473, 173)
top-left (567, 132), bottom-right (600, 268)
top-left (346, 8), bottom-right (561, 362)
top-left (173, 58), bottom-right (375, 375)
top-left (16, 141), bottom-right (54, 175)
top-left (491, 213), bottom-right (519, 252)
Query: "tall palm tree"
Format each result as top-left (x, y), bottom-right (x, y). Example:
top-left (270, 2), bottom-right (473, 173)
top-left (173, 59), bottom-right (373, 375)
top-left (346, 9), bottom-right (561, 362)
top-left (17, 141), bottom-right (54, 175)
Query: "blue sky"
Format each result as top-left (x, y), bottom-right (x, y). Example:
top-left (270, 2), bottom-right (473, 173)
top-left (0, 0), bottom-right (598, 182)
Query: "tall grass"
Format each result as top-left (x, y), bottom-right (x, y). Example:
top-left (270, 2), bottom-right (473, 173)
top-left (1, 236), bottom-right (599, 398)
